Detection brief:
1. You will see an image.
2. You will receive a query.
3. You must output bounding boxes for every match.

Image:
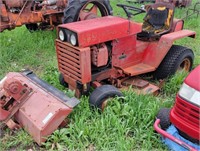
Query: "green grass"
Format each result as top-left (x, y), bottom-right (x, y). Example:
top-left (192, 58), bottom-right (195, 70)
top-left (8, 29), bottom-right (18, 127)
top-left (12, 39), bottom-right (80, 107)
top-left (0, 129), bottom-right (35, 150)
top-left (0, 0), bottom-right (200, 150)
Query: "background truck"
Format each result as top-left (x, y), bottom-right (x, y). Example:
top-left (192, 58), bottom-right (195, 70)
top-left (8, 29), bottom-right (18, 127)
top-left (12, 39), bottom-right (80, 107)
top-left (154, 65), bottom-right (200, 150)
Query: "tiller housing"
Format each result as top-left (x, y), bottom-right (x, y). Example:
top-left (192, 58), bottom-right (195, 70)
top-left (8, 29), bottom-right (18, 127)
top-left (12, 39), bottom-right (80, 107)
top-left (0, 70), bottom-right (79, 145)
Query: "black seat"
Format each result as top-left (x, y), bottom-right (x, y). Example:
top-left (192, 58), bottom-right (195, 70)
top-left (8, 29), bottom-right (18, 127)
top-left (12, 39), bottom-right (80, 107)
top-left (137, 2), bottom-right (175, 41)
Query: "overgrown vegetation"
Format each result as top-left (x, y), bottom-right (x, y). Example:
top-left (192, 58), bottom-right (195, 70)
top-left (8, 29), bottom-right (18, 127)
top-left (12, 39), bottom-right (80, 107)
top-left (0, 0), bottom-right (199, 150)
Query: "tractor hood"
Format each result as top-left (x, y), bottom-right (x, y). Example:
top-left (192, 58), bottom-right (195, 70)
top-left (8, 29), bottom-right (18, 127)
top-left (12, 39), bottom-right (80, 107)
top-left (184, 65), bottom-right (200, 91)
top-left (58, 16), bottom-right (142, 47)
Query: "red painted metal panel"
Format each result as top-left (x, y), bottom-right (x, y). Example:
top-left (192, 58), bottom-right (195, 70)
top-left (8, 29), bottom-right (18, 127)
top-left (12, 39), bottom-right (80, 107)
top-left (59, 16), bottom-right (142, 47)
top-left (80, 47), bottom-right (91, 83)
top-left (170, 19), bottom-right (184, 32)
top-left (16, 97), bottom-right (72, 144)
top-left (142, 30), bottom-right (196, 68)
top-left (0, 72), bottom-right (75, 145)
top-left (112, 35), bottom-right (145, 69)
top-left (142, 41), bottom-right (160, 67)
top-left (162, 29), bottom-right (196, 40)
top-left (170, 95), bottom-right (199, 140)
top-left (56, 40), bottom-right (91, 84)
top-left (184, 65), bottom-right (200, 91)
top-left (123, 63), bottom-right (155, 76)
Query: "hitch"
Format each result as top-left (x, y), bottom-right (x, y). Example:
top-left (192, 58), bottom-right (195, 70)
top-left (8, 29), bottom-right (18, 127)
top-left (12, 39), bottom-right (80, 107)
top-left (0, 70), bottom-right (80, 145)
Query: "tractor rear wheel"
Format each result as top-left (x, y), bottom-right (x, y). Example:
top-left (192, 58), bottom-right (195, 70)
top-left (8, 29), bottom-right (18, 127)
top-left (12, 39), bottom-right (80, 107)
top-left (156, 108), bottom-right (171, 130)
top-left (63, 0), bottom-right (112, 23)
top-left (153, 45), bottom-right (194, 79)
top-left (89, 85), bottom-right (123, 111)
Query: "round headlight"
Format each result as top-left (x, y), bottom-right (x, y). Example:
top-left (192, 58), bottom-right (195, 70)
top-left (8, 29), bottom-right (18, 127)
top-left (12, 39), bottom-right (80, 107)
top-left (59, 29), bottom-right (65, 41)
top-left (70, 34), bottom-right (77, 46)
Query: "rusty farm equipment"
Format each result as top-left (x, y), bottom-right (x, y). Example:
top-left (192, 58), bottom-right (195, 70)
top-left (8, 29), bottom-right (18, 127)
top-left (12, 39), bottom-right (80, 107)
top-left (0, 0), bottom-right (112, 32)
top-left (156, 0), bottom-right (192, 7)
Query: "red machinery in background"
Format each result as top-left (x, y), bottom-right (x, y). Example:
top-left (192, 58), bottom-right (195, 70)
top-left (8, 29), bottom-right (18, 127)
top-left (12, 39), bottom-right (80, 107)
top-left (0, 0), bottom-right (112, 32)
top-left (0, 70), bottom-right (79, 145)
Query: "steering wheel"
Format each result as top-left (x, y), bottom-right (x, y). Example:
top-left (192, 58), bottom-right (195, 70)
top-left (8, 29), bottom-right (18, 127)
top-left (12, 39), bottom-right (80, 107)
top-left (117, 4), bottom-right (146, 19)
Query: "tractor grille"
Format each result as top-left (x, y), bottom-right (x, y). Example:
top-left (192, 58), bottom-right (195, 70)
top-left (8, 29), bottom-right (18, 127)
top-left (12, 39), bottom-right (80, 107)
top-left (174, 96), bottom-right (199, 127)
top-left (56, 40), bottom-right (91, 84)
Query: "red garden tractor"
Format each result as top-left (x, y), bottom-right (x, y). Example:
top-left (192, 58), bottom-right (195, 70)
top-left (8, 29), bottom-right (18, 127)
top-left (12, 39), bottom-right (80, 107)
top-left (0, 0), bottom-right (112, 32)
top-left (154, 65), bottom-right (200, 150)
top-left (55, 2), bottom-right (196, 110)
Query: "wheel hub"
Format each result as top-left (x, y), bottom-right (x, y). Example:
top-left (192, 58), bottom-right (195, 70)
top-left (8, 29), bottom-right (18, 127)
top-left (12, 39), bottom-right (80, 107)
top-left (101, 99), bottom-right (109, 111)
top-left (179, 58), bottom-right (191, 71)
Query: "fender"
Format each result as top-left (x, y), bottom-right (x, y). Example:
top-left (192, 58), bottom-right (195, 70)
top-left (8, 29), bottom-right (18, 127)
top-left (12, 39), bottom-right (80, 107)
top-left (142, 30), bottom-right (196, 68)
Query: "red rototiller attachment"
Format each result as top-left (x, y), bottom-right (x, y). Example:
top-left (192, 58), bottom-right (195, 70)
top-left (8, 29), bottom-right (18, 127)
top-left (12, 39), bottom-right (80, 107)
top-left (0, 70), bottom-right (79, 145)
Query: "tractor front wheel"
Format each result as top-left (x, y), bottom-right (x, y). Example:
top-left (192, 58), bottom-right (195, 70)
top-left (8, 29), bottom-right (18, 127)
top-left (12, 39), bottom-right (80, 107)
top-left (89, 85), bottom-right (123, 111)
top-left (63, 0), bottom-right (113, 23)
top-left (156, 108), bottom-right (171, 130)
top-left (153, 45), bottom-right (194, 79)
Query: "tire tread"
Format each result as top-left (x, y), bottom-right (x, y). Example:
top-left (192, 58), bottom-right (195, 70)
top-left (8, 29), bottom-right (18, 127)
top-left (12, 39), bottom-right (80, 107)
top-left (156, 108), bottom-right (171, 130)
top-left (89, 85), bottom-right (123, 109)
top-left (153, 45), bottom-right (194, 79)
top-left (63, 0), bottom-right (112, 23)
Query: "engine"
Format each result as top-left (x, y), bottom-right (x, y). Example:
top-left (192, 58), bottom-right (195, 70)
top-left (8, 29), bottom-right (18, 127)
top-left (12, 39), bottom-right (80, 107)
top-left (91, 43), bottom-right (109, 67)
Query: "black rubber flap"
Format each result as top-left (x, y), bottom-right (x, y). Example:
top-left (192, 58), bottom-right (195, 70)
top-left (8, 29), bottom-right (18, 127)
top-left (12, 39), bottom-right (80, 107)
top-left (21, 70), bottom-right (80, 108)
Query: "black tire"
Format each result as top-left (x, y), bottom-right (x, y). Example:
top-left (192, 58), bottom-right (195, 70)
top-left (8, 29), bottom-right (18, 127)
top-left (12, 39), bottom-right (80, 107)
top-left (153, 45), bottom-right (194, 79)
top-left (25, 23), bottom-right (38, 32)
top-left (63, 0), bottom-right (113, 23)
top-left (59, 73), bottom-right (68, 87)
top-left (156, 108), bottom-right (171, 130)
top-left (89, 85), bottom-right (123, 110)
